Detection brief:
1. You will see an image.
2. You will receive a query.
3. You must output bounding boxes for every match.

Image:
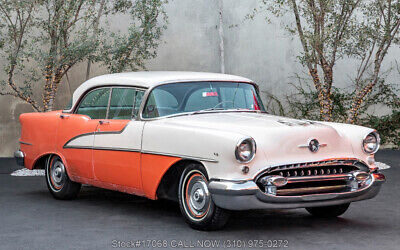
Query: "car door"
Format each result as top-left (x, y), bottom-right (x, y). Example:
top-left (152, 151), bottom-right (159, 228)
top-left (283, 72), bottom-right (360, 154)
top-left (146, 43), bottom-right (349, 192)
top-left (92, 87), bottom-right (145, 190)
top-left (57, 87), bottom-right (111, 180)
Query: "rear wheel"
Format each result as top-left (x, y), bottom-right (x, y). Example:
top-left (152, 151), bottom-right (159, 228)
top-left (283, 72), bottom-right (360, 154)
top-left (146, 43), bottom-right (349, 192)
top-left (45, 155), bottom-right (81, 200)
top-left (306, 203), bottom-right (350, 218)
top-left (178, 163), bottom-right (230, 231)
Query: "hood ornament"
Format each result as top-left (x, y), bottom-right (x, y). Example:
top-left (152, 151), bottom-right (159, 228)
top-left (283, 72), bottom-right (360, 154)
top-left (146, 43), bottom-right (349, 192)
top-left (298, 139), bottom-right (327, 153)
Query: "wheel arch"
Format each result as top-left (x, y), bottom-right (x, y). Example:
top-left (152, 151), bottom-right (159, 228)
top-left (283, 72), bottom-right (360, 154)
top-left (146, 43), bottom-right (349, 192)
top-left (32, 152), bottom-right (71, 175)
top-left (156, 159), bottom-right (208, 202)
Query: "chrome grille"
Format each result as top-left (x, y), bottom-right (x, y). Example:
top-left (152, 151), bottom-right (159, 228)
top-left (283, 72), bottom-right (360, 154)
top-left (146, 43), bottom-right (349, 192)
top-left (256, 159), bottom-right (368, 196)
top-left (262, 159), bottom-right (359, 178)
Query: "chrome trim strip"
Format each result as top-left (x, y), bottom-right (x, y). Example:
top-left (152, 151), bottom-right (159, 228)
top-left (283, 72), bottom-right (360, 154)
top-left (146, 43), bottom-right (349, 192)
top-left (19, 141), bottom-right (32, 146)
top-left (62, 146), bottom-right (217, 162)
top-left (63, 132), bottom-right (95, 148)
top-left (298, 143), bottom-right (327, 148)
top-left (276, 185), bottom-right (347, 196)
top-left (141, 150), bottom-right (218, 163)
top-left (63, 146), bottom-right (93, 150)
top-left (286, 174), bottom-right (353, 183)
top-left (63, 145), bottom-right (140, 152)
top-left (105, 87), bottom-right (113, 119)
top-left (63, 123), bottom-right (130, 149)
top-left (93, 147), bottom-right (140, 152)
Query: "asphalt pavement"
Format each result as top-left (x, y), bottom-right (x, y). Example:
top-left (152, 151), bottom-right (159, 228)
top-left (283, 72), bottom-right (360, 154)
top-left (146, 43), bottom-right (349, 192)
top-left (0, 150), bottom-right (399, 250)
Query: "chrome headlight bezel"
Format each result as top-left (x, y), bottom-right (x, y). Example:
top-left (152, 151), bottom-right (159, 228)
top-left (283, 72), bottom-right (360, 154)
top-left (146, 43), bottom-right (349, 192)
top-left (362, 131), bottom-right (380, 154)
top-left (235, 137), bottom-right (256, 163)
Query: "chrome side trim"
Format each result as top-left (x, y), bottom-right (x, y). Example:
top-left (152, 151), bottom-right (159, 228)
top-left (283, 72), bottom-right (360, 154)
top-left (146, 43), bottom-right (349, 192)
top-left (141, 150), bottom-right (218, 163)
top-left (63, 146), bottom-right (93, 150)
top-left (63, 132), bottom-right (95, 148)
top-left (63, 145), bottom-right (141, 153)
top-left (93, 147), bottom-right (140, 152)
top-left (19, 141), bottom-right (32, 146)
top-left (62, 146), bottom-right (218, 163)
top-left (63, 124), bottom-right (130, 149)
top-left (298, 143), bottom-right (327, 148)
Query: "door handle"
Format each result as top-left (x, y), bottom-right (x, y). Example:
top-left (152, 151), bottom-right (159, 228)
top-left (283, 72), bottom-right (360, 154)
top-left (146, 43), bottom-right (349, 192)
top-left (99, 120), bottom-right (110, 125)
top-left (60, 114), bottom-right (70, 119)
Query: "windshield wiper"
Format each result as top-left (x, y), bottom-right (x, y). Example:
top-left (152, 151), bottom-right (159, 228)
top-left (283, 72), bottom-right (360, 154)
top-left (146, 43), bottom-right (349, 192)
top-left (190, 108), bottom-right (226, 115)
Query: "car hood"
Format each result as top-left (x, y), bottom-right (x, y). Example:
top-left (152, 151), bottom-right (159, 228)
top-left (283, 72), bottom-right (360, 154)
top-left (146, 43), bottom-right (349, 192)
top-left (161, 112), bottom-right (356, 165)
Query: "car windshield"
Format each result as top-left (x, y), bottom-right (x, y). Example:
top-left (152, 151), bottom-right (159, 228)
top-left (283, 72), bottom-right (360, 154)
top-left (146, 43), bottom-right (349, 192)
top-left (142, 81), bottom-right (266, 118)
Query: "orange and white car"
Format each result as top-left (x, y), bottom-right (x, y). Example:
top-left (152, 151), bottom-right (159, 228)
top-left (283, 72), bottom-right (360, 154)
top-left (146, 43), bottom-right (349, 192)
top-left (15, 71), bottom-right (385, 230)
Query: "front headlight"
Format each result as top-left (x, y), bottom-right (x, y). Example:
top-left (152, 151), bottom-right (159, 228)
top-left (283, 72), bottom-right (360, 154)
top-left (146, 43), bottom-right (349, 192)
top-left (362, 131), bottom-right (380, 154)
top-left (235, 137), bottom-right (256, 163)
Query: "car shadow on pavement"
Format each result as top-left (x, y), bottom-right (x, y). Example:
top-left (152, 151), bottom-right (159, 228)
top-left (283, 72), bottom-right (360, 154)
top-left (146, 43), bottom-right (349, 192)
top-left (225, 209), bottom-right (384, 232)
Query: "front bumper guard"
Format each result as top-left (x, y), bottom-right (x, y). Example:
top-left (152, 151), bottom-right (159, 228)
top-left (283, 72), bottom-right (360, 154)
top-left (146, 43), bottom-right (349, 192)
top-left (208, 173), bottom-right (385, 210)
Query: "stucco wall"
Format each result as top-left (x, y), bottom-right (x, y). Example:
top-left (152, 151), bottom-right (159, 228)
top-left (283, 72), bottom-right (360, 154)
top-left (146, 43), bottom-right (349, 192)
top-left (0, 0), bottom-right (399, 156)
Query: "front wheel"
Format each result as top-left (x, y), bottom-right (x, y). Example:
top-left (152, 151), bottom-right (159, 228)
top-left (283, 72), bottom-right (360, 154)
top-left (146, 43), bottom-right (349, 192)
top-left (306, 203), bottom-right (350, 218)
top-left (178, 163), bottom-right (230, 231)
top-left (45, 155), bottom-right (81, 200)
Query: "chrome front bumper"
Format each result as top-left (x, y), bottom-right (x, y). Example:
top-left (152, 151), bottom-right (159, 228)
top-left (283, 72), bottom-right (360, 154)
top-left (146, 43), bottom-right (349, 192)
top-left (14, 150), bottom-right (25, 167)
top-left (208, 173), bottom-right (385, 210)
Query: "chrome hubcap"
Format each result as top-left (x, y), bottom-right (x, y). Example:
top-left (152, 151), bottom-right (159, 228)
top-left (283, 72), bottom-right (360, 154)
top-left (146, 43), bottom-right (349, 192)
top-left (51, 161), bottom-right (65, 188)
top-left (186, 174), bottom-right (210, 217)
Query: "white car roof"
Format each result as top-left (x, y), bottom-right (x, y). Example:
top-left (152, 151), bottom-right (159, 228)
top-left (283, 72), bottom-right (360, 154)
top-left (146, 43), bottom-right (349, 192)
top-left (82, 71), bottom-right (253, 88)
top-left (67, 71), bottom-right (255, 112)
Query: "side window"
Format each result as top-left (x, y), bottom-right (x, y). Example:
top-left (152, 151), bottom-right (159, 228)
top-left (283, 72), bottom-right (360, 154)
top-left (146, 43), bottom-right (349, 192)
top-left (76, 88), bottom-right (111, 119)
top-left (108, 88), bottom-right (135, 120)
top-left (142, 89), bottom-right (178, 118)
top-left (133, 90), bottom-right (144, 118)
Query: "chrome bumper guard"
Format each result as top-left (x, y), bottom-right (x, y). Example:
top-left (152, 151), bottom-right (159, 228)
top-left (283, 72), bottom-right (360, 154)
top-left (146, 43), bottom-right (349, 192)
top-left (208, 173), bottom-right (385, 210)
top-left (14, 150), bottom-right (25, 167)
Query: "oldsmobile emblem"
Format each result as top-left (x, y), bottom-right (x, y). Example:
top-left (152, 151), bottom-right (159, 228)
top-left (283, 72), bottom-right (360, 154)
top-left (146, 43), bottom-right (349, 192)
top-left (308, 139), bottom-right (320, 152)
top-left (298, 139), bottom-right (327, 152)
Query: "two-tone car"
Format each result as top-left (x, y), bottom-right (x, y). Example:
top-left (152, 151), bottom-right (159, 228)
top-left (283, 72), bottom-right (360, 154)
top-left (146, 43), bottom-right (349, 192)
top-left (15, 71), bottom-right (385, 230)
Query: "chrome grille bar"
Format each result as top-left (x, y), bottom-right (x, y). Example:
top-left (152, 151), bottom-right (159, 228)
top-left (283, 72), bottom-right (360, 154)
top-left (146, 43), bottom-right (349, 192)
top-left (276, 185), bottom-right (348, 196)
top-left (286, 174), bottom-right (352, 183)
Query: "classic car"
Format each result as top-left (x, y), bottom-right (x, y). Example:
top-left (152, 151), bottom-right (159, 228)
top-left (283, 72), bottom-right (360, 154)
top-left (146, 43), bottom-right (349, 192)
top-left (15, 71), bottom-right (385, 230)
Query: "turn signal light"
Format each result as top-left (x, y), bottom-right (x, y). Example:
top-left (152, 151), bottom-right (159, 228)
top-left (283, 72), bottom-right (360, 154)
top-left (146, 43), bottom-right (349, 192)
top-left (352, 171), bottom-right (370, 182)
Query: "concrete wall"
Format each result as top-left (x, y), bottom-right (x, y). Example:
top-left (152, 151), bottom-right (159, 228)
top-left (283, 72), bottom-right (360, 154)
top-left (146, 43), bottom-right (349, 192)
top-left (0, 0), bottom-right (399, 156)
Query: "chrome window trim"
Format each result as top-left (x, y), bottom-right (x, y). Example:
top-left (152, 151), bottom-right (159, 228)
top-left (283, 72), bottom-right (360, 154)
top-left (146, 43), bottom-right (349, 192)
top-left (105, 87), bottom-right (113, 119)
